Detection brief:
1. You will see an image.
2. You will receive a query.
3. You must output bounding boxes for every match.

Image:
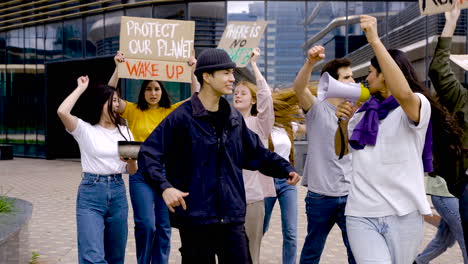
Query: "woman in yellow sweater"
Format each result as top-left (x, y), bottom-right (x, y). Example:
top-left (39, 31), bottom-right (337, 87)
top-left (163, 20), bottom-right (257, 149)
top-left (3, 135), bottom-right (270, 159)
top-left (108, 51), bottom-right (197, 264)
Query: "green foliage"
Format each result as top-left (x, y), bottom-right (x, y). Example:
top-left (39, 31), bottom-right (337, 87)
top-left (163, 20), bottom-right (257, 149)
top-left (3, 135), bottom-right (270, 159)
top-left (0, 196), bottom-right (14, 213)
top-left (0, 187), bottom-right (14, 213)
top-left (29, 251), bottom-right (40, 264)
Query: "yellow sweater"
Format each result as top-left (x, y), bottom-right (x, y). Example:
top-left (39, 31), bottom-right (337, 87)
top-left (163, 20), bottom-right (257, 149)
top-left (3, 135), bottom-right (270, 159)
top-left (121, 100), bottom-right (183, 142)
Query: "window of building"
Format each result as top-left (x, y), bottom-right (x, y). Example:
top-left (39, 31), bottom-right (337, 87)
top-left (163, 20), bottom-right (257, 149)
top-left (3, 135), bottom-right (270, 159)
top-left (45, 22), bottom-right (63, 62)
top-left (85, 14), bottom-right (104, 57)
top-left (64, 19), bottom-right (83, 59)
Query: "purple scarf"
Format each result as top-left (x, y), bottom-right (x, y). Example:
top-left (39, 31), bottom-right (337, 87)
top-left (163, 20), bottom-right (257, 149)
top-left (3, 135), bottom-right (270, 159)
top-left (349, 95), bottom-right (433, 172)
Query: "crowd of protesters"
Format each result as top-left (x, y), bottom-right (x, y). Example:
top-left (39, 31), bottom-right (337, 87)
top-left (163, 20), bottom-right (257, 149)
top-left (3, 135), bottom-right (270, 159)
top-left (58, 4), bottom-right (467, 264)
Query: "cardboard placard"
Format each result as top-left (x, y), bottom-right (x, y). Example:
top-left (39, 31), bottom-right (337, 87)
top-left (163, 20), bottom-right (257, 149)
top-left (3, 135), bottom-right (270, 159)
top-left (218, 21), bottom-right (268, 68)
top-left (450, 54), bottom-right (468, 71)
top-left (119, 16), bottom-right (194, 82)
top-left (419, 0), bottom-right (468, 15)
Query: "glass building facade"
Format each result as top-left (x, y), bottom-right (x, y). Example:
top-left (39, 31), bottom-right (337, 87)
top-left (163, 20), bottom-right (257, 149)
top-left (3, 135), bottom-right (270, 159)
top-left (0, 0), bottom-right (466, 158)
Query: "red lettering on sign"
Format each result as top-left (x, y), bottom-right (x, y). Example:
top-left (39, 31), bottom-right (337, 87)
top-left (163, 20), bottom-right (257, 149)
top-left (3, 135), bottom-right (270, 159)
top-left (125, 61), bottom-right (139, 76)
top-left (151, 64), bottom-right (159, 77)
top-left (166, 64), bottom-right (175, 79)
top-left (166, 64), bottom-right (185, 79)
top-left (176, 65), bottom-right (184, 78)
top-left (125, 61), bottom-right (160, 77)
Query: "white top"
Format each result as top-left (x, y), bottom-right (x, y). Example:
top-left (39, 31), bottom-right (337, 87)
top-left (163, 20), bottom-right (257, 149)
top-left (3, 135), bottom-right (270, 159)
top-left (345, 93), bottom-right (432, 217)
top-left (271, 127), bottom-right (291, 162)
top-left (243, 77), bottom-right (276, 204)
top-left (301, 99), bottom-right (352, 197)
top-left (68, 118), bottom-right (133, 175)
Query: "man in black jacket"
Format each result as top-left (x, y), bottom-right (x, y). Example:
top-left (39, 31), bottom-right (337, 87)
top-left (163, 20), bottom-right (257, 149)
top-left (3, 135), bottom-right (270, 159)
top-left (138, 48), bottom-right (301, 264)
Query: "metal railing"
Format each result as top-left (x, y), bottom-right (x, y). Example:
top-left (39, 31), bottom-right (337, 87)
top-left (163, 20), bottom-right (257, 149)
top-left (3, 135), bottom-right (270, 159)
top-left (347, 4), bottom-right (467, 66)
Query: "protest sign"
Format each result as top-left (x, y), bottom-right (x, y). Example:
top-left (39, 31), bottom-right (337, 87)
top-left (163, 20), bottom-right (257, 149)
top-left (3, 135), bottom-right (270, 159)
top-left (419, 0), bottom-right (468, 15)
top-left (119, 16), bottom-right (194, 82)
top-left (450, 54), bottom-right (468, 71)
top-left (218, 21), bottom-right (267, 68)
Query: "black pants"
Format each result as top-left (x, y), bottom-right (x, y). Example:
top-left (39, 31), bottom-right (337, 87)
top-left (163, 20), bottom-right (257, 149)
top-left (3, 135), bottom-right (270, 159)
top-left (178, 222), bottom-right (252, 264)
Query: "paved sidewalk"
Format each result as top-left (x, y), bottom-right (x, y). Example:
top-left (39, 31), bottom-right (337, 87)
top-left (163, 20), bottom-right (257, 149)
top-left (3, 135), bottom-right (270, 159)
top-left (0, 158), bottom-right (464, 263)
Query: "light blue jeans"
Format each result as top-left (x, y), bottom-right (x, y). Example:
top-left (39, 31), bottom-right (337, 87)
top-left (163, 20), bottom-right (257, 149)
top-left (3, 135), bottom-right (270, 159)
top-left (415, 195), bottom-right (468, 264)
top-left (263, 178), bottom-right (297, 264)
top-left (76, 173), bottom-right (128, 264)
top-left (346, 211), bottom-right (424, 264)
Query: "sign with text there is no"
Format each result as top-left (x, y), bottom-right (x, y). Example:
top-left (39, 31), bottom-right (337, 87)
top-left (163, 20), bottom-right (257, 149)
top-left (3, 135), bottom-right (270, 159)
top-left (419, 0), bottom-right (468, 15)
top-left (218, 21), bottom-right (267, 68)
top-left (118, 16), bottom-right (194, 83)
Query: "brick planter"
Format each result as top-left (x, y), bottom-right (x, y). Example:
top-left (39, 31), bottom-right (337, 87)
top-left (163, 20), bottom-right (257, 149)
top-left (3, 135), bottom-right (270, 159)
top-left (0, 198), bottom-right (33, 264)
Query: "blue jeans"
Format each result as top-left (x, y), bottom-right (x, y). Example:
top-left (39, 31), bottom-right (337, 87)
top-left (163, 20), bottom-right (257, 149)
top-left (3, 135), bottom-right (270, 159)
top-left (460, 182), bottom-right (468, 260)
top-left (76, 173), bottom-right (128, 264)
top-left (263, 178), bottom-right (297, 264)
top-left (299, 191), bottom-right (355, 264)
top-left (347, 211), bottom-right (424, 264)
top-left (416, 195), bottom-right (468, 264)
top-left (129, 170), bottom-right (171, 264)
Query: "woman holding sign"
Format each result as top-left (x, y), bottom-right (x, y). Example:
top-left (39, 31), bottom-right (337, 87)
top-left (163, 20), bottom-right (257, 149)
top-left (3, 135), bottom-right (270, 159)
top-left (57, 76), bottom-right (136, 264)
top-left (233, 47), bottom-right (275, 264)
top-left (108, 51), bottom-right (197, 264)
top-left (335, 15), bottom-right (464, 264)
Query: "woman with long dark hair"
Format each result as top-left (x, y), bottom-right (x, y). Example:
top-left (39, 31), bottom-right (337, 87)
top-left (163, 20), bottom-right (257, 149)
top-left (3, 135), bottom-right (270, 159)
top-left (57, 76), bottom-right (136, 263)
top-left (335, 15), bottom-right (464, 264)
top-left (426, 2), bottom-right (468, 260)
top-left (108, 51), bottom-right (197, 264)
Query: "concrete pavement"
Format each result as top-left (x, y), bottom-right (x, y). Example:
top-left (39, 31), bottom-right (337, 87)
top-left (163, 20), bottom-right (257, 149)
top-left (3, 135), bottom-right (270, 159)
top-left (0, 158), bottom-right (463, 263)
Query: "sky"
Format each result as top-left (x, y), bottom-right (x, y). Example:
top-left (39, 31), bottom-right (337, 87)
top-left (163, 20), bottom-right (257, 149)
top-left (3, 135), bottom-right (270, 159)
top-left (227, 1), bottom-right (254, 14)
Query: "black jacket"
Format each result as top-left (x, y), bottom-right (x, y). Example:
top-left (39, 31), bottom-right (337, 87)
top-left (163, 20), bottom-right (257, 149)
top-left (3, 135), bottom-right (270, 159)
top-left (138, 93), bottom-right (295, 227)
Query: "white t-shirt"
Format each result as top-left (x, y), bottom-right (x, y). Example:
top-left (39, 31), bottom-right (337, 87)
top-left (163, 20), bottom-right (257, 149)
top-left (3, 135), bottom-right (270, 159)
top-left (68, 118), bottom-right (133, 175)
top-left (271, 126), bottom-right (291, 162)
top-left (345, 93), bottom-right (432, 217)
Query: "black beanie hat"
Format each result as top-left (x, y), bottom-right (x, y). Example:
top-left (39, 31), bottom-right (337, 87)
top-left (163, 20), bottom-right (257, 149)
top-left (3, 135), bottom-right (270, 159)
top-left (194, 48), bottom-right (236, 75)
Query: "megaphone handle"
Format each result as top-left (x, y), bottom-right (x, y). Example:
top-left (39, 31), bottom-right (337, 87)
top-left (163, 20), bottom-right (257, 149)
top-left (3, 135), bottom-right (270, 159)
top-left (337, 118), bottom-right (347, 160)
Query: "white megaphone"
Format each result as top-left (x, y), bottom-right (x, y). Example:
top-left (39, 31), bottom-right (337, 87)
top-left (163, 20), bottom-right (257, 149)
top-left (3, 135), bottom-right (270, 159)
top-left (318, 72), bottom-right (370, 102)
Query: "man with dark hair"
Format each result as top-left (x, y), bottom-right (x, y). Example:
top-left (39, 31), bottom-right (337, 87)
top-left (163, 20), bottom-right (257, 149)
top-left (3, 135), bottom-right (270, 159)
top-left (320, 57), bottom-right (353, 81)
top-left (294, 46), bottom-right (356, 264)
top-left (138, 48), bottom-right (301, 264)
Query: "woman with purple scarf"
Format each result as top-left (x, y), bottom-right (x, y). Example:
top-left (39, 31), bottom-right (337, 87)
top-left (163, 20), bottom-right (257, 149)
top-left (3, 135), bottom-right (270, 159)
top-left (334, 15), bottom-right (464, 264)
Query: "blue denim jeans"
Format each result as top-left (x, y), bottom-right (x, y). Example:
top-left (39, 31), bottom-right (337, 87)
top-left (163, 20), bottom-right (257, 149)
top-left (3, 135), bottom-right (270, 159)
top-left (76, 173), bottom-right (128, 264)
top-left (129, 170), bottom-right (171, 264)
top-left (263, 178), bottom-right (297, 264)
top-left (460, 182), bottom-right (468, 259)
top-left (299, 191), bottom-right (355, 264)
top-left (346, 211), bottom-right (424, 264)
top-left (416, 195), bottom-right (468, 264)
